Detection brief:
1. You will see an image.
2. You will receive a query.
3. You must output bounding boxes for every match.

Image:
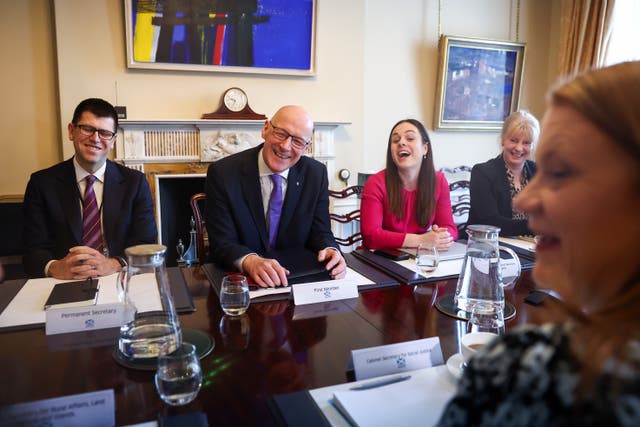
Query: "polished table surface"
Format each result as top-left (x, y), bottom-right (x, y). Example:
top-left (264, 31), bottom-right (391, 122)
top-left (0, 266), bottom-right (556, 426)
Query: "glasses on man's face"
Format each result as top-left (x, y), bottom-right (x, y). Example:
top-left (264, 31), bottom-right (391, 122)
top-left (269, 122), bottom-right (311, 150)
top-left (75, 124), bottom-right (116, 141)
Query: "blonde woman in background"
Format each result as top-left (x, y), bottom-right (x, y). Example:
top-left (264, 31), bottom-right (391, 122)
top-left (468, 110), bottom-right (540, 236)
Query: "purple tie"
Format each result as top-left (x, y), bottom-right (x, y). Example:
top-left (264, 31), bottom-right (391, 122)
top-left (268, 174), bottom-right (283, 249)
top-left (82, 175), bottom-right (104, 252)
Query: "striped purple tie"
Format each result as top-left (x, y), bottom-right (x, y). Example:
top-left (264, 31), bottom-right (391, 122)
top-left (82, 175), bottom-right (104, 253)
top-left (268, 174), bottom-right (283, 250)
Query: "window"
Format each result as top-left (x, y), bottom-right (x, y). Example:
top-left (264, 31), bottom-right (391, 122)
top-left (605, 0), bottom-right (640, 65)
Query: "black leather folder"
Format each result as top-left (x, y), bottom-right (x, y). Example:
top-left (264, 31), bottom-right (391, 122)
top-left (167, 267), bottom-right (196, 313)
top-left (351, 249), bottom-right (437, 285)
top-left (263, 247), bottom-right (332, 284)
top-left (344, 253), bottom-right (399, 290)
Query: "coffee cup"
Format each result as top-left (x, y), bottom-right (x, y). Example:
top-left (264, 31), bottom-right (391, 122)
top-left (460, 332), bottom-right (498, 365)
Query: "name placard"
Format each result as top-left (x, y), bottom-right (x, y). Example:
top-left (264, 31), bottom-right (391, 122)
top-left (292, 278), bottom-right (358, 306)
top-left (351, 337), bottom-right (444, 380)
top-left (45, 303), bottom-right (127, 335)
top-left (0, 389), bottom-right (114, 427)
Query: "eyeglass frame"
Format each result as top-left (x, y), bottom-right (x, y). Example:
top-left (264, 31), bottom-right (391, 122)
top-left (268, 122), bottom-right (311, 150)
top-left (74, 124), bottom-right (117, 141)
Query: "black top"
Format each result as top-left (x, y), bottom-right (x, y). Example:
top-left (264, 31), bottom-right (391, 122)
top-left (437, 324), bottom-right (640, 427)
top-left (468, 154), bottom-right (537, 236)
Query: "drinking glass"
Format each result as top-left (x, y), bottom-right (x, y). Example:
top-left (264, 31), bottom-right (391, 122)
top-left (466, 305), bottom-right (506, 335)
top-left (220, 275), bottom-right (250, 316)
top-left (155, 342), bottom-right (202, 406)
top-left (415, 244), bottom-right (439, 275)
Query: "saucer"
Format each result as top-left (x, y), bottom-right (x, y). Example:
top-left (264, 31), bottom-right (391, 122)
top-left (446, 353), bottom-right (465, 379)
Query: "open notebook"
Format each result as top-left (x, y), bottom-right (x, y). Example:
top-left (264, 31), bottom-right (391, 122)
top-left (308, 365), bottom-right (456, 427)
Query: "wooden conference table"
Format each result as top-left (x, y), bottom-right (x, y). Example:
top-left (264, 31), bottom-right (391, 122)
top-left (0, 261), bottom-right (558, 426)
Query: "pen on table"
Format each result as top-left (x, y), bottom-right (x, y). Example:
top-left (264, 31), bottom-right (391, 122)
top-left (349, 374), bottom-right (412, 391)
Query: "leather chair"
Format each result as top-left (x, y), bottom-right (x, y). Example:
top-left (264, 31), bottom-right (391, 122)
top-left (440, 166), bottom-right (471, 237)
top-left (189, 192), bottom-right (208, 265)
top-left (0, 194), bottom-right (27, 280)
top-left (328, 185), bottom-right (364, 249)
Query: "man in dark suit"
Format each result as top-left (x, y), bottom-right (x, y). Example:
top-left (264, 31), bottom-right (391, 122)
top-left (205, 105), bottom-right (346, 287)
top-left (23, 98), bottom-right (157, 279)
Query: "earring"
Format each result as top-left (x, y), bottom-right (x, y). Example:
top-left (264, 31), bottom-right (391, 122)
top-left (423, 154), bottom-right (427, 159)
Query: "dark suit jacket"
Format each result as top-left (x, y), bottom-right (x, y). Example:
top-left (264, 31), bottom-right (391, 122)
top-left (468, 154), bottom-right (537, 236)
top-left (204, 144), bottom-right (338, 270)
top-left (22, 158), bottom-right (158, 277)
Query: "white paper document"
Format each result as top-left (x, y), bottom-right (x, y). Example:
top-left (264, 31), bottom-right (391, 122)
top-left (0, 273), bottom-right (162, 329)
top-left (396, 257), bottom-right (465, 279)
top-left (309, 365), bottom-right (457, 427)
top-left (400, 241), bottom-right (467, 261)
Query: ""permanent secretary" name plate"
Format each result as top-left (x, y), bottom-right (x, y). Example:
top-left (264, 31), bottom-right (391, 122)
top-left (45, 303), bottom-right (127, 335)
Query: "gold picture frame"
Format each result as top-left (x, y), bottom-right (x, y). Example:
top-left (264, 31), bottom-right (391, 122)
top-left (433, 35), bottom-right (526, 131)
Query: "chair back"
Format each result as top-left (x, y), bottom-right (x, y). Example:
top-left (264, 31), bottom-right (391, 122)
top-left (328, 185), bottom-right (364, 199)
top-left (328, 185), bottom-right (364, 250)
top-left (189, 193), bottom-right (208, 265)
top-left (440, 166), bottom-right (471, 236)
top-left (0, 194), bottom-right (27, 280)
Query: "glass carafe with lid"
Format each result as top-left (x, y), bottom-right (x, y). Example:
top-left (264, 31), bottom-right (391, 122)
top-left (117, 244), bottom-right (182, 359)
top-left (454, 225), bottom-right (521, 314)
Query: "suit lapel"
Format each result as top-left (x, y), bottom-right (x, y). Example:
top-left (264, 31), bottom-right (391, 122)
top-left (240, 148), bottom-right (269, 249)
top-left (102, 161), bottom-right (124, 255)
top-left (60, 159), bottom-right (83, 244)
top-left (279, 160), bottom-right (304, 239)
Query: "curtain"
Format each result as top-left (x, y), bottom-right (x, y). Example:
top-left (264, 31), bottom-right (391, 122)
top-left (558, 0), bottom-right (616, 76)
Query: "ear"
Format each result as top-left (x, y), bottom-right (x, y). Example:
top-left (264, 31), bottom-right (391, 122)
top-left (261, 120), bottom-right (270, 140)
top-left (67, 123), bottom-right (75, 141)
top-left (422, 142), bottom-right (429, 156)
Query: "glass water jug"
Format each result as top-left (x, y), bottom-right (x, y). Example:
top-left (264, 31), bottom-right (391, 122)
top-left (117, 244), bottom-right (182, 359)
top-left (454, 225), bottom-right (521, 314)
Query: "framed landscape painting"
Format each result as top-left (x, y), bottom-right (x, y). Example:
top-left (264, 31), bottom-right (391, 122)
top-left (124, 0), bottom-right (316, 76)
top-left (433, 35), bottom-right (526, 131)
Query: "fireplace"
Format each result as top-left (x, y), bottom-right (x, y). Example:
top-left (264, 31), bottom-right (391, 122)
top-left (115, 119), bottom-right (351, 258)
top-left (157, 174), bottom-right (205, 266)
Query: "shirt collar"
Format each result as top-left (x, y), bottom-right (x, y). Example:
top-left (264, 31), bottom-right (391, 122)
top-left (73, 157), bottom-right (107, 183)
top-left (257, 148), bottom-right (290, 180)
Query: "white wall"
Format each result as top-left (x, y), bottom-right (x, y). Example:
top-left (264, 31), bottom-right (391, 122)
top-left (363, 0), bottom-right (554, 172)
top-left (0, 0), bottom-right (59, 195)
top-left (0, 0), bottom-right (558, 195)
